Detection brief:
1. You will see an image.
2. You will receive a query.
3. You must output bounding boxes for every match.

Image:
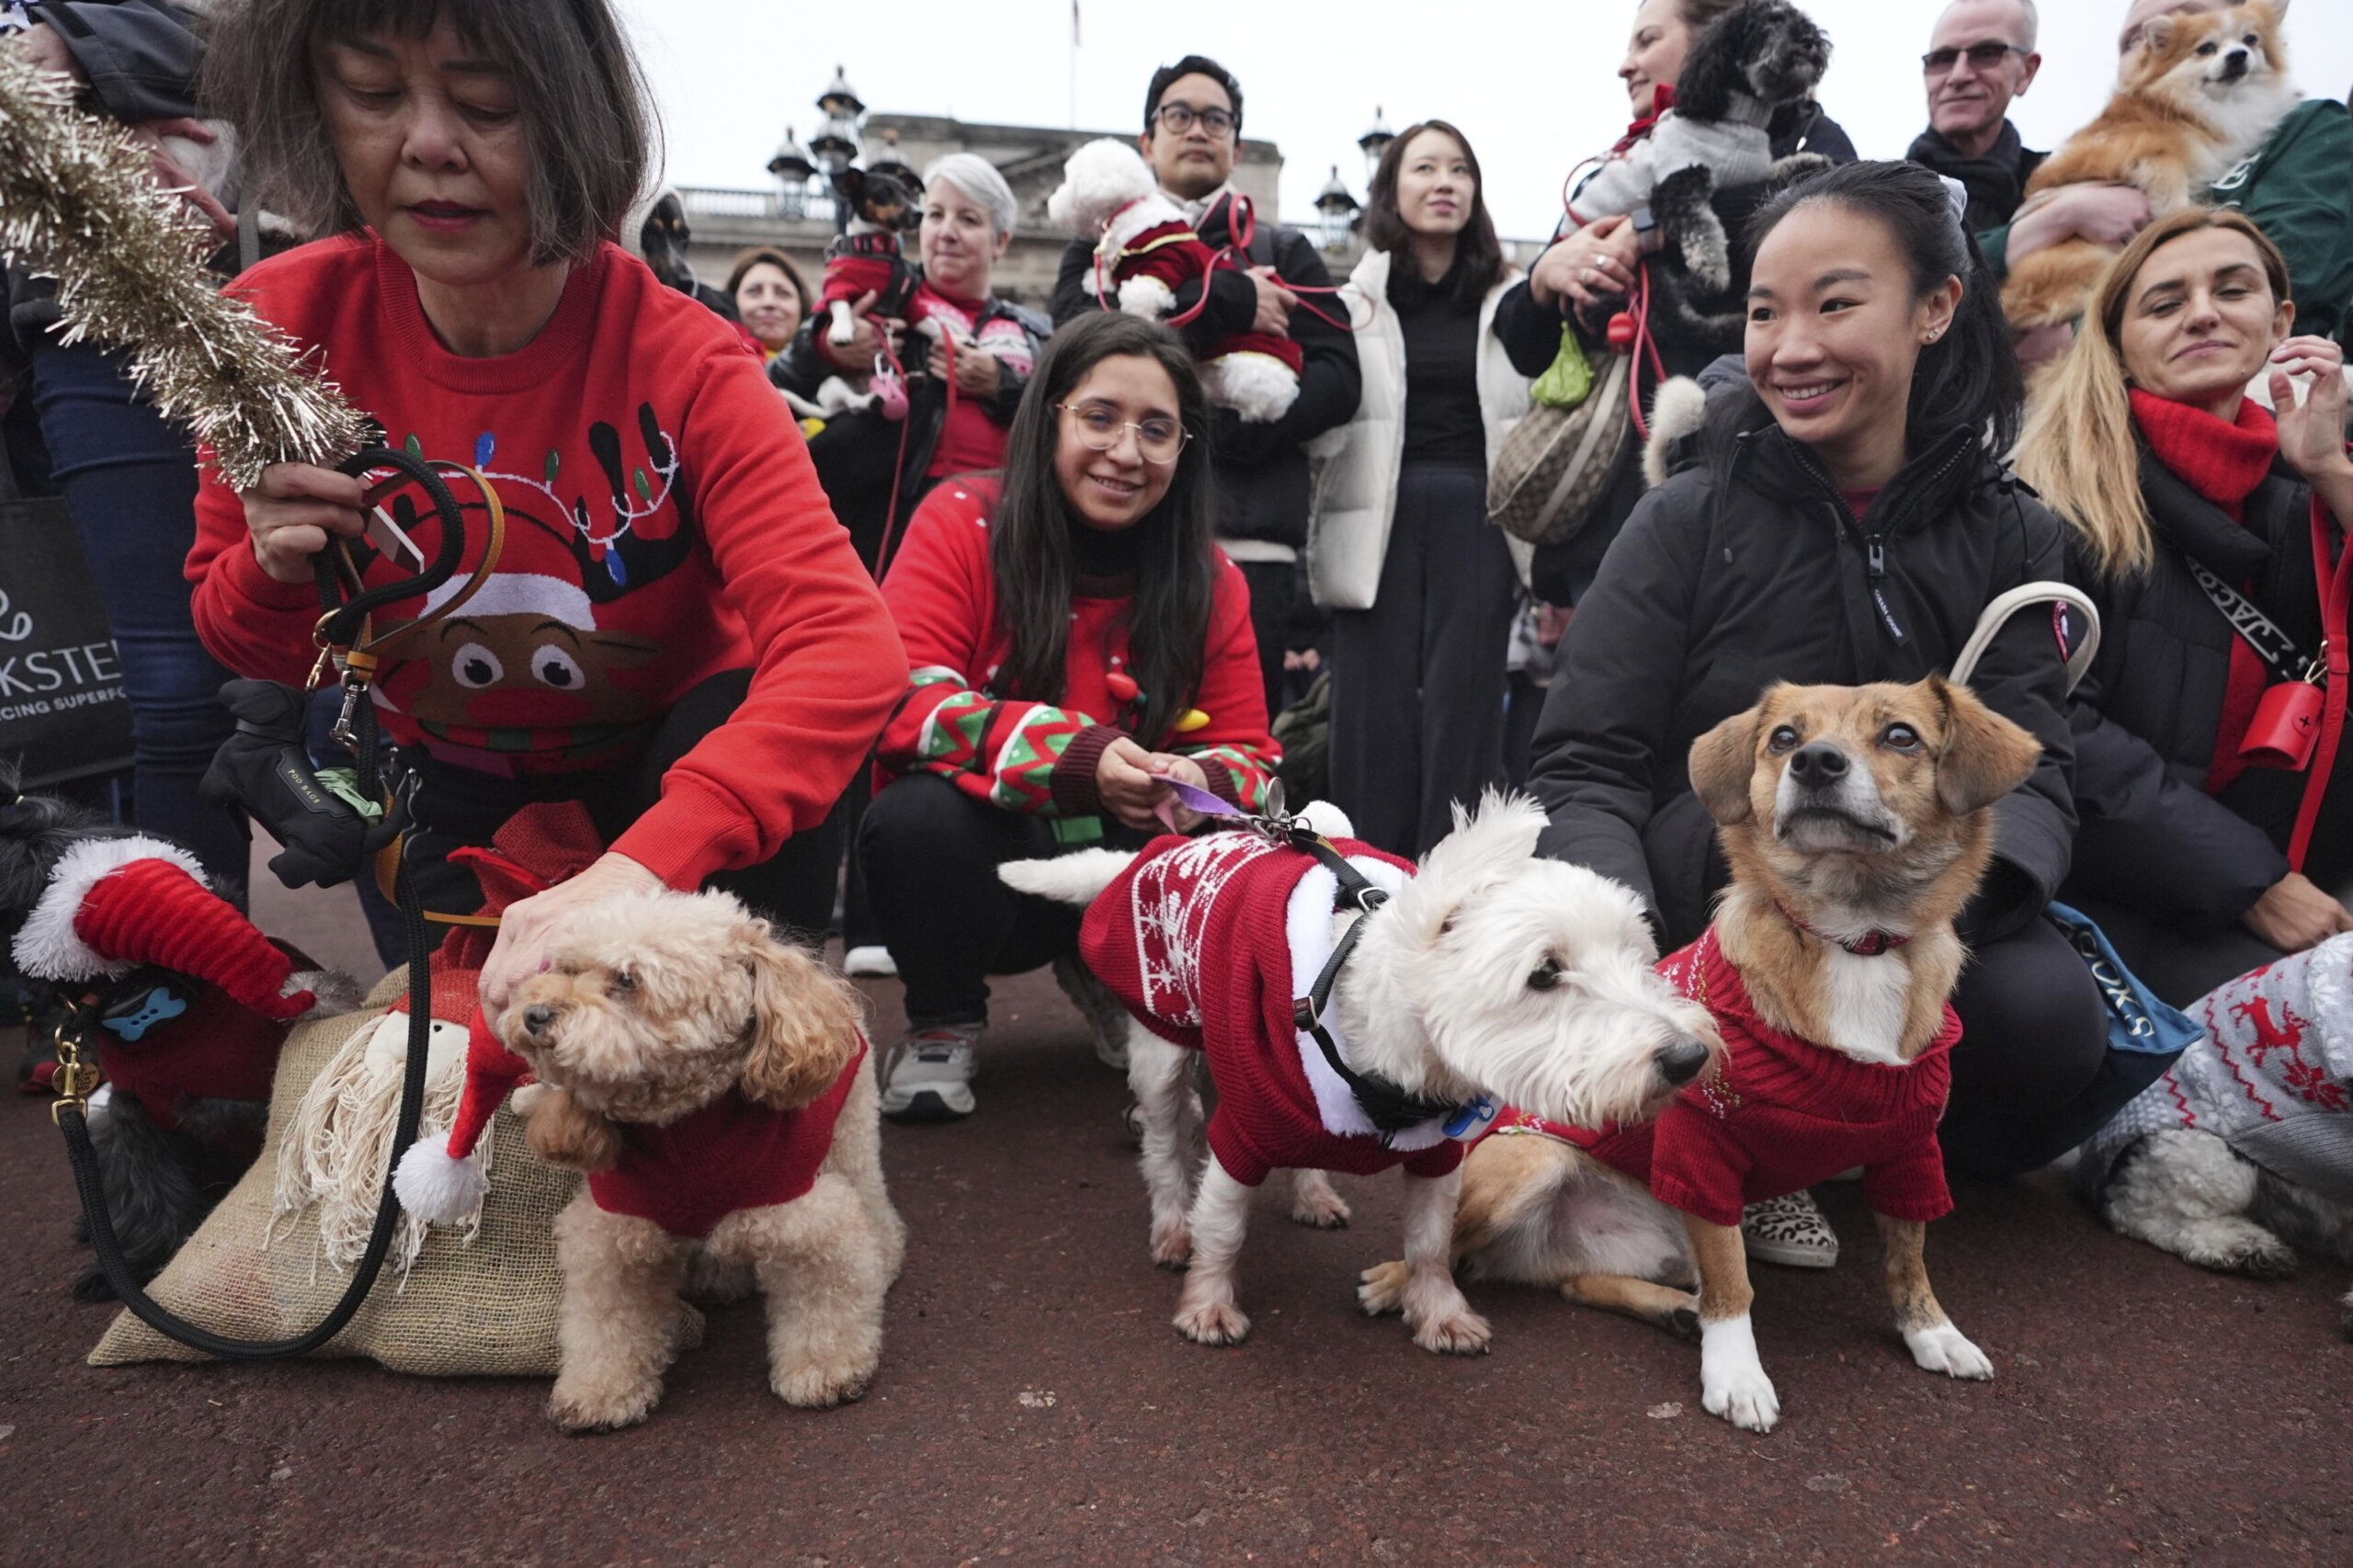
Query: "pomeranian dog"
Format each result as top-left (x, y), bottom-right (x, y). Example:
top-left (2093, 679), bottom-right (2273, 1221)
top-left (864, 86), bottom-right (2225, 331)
top-left (2002, 0), bottom-right (2298, 334)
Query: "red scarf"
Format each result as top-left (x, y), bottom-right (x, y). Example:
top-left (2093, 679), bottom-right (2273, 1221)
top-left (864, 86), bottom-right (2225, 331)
top-left (2130, 389), bottom-right (2281, 792)
top-left (1612, 83), bottom-right (1676, 155)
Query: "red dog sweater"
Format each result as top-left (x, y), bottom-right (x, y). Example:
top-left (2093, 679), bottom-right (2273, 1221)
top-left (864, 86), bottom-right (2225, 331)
top-left (1490, 927), bottom-right (1959, 1227)
top-left (1079, 831), bottom-right (1465, 1187)
top-left (587, 1041), bottom-right (869, 1238)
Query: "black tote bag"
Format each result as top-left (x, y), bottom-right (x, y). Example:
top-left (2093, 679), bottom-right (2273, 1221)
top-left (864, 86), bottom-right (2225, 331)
top-left (0, 446), bottom-right (135, 785)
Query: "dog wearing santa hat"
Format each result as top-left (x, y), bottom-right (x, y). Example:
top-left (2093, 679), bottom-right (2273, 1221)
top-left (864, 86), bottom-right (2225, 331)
top-left (2, 761), bottom-right (356, 1299)
top-left (397, 881), bottom-right (900, 1433)
top-left (1048, 137), bottom-right (1302, 423)
top-left (1003, 793), bottom-right (1711, 1355)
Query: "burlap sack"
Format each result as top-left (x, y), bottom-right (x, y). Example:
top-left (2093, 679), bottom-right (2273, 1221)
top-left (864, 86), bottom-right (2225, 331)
top-left (86, 967), bottom-right (653, 1375)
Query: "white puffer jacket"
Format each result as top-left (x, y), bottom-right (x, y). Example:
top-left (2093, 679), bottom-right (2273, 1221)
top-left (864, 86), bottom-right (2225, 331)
top-left (1305, 249), bottom-right (1532, 609)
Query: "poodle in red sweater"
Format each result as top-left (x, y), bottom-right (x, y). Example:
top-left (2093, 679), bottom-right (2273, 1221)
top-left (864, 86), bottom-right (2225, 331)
top-left (488, 887), bottom-right (904, 1432)
top-left (1006, 793), bottom-right (1711, 1357)
top-left (1415, 678), bottom-right (2042, 1433)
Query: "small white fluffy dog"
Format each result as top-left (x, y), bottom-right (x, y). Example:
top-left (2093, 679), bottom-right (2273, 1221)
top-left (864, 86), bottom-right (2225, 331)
top-left (498, 889), bottom-right (904, 1432)
top-left (1005, 795), bottom-right (1715, 1355)
top-left (2078, 931), bottom-right (2353, 1335)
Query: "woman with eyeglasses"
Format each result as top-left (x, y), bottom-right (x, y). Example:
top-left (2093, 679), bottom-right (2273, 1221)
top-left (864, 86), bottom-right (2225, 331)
top-left (860, 312), bottom-right (1279, 1123)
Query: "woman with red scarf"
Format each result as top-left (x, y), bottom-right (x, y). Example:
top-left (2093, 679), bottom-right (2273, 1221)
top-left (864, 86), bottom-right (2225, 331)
top-left (2018, 208), bottom-right (2353, 1007)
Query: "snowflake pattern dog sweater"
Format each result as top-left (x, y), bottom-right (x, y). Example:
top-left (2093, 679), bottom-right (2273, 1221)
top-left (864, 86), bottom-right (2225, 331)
top-left (1077, 830), bottom-right (1465, 1187)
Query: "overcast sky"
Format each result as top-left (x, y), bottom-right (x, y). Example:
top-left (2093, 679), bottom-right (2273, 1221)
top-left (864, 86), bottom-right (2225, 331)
top-left (617, 0), bottom-right (2353, 244)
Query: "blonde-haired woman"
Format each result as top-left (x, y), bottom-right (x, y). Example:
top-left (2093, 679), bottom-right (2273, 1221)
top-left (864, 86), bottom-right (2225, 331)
top-left (2018, 207), bottom-right (2353, 1006)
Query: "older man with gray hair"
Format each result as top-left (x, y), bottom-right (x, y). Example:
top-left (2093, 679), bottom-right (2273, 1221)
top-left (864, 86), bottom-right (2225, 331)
top-left (1906, 0), bottom-right (2045, 233)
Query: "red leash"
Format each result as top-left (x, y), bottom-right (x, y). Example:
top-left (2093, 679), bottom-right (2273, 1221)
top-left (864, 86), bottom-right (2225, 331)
top-left (2287, 494), bottom-right (2350, 871)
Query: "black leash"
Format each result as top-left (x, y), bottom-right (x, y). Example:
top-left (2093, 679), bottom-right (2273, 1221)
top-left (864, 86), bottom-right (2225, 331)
top-left (50, 445), bottom-right (461, 1357)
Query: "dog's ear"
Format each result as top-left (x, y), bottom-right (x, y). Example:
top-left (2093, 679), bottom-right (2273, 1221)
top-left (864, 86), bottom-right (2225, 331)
top-left (733, 920), bottom-right (863, 1111)
top-left (1927, 676), bottom-right (2041, 817)
top-left (831, 165), bottom-right (865, 203)
top-left (1688, 707), bottom-right (1765, 826)
top-left (523, 1085), bottom-right (621, 1172)
top-left (1387, 790), bottom-right (1547, 946)
top-left (2137, 13), bottom-right (2177, 52)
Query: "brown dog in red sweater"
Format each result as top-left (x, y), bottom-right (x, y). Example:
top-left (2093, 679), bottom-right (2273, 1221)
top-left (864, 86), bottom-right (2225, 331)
top-left (1370, 678), bottom-right (2040, 1431)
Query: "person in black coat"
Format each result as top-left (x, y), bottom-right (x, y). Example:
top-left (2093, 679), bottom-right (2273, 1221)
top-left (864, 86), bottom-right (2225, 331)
top-left (1494, 0), bottom-right (1857, 609)
top-left (1050, 54), bottom-right (1360, 714)
top-left (1531, 163), bottom-right (2113, 1202)
top-left (2017, 208), bottom-right (2353, 1006)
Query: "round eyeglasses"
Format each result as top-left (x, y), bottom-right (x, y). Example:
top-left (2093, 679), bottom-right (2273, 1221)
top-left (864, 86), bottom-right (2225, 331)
top-left (1152, 103), bottom-right (1235, 138)
top-left (1057, 403), bottom-right (1190, 465)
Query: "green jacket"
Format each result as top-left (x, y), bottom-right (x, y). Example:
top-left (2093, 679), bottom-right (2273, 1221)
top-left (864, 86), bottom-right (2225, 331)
top-left (1978, 98), bottom-right (2353, 346)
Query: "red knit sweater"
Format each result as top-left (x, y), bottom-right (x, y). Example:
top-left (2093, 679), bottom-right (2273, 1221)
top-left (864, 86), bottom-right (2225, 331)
top-left (185, 236), bottom-right (903, 891)
top-left (874, 477), bottom-right (1277, 818)
top-left (587, 1042), bottom-right (868, 1238)
top-left (1491, 928), bottom-right (1959, 1227)
top-left (1078, 832), bottom-right (1464, 1187)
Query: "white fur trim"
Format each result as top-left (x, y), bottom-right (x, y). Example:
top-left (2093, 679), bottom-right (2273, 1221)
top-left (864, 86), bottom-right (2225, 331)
top-left (1283, 857), bottom-right (1448, 1150)
top-left (1117, 274), bottom-right (1177, 320)
top-left (1101, 193), bottom-right (1188, 257)
top-left (1643, 377), bottom-right (1708, 490)
top-left (1203, 352), bottom-right (1301, 424)
top-left (392, 1140), bottom-right (491, 1226)
top-left (1296, 801), bottom-right (1354, 839)
top-left (10, 835), bottom-right (208, 982)
top-left (422, 572), bottom-right (594, 627)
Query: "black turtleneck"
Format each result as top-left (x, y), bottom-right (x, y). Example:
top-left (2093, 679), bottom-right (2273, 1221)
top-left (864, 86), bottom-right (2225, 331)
top-left (1070, 512), bottom-right (1144, 591)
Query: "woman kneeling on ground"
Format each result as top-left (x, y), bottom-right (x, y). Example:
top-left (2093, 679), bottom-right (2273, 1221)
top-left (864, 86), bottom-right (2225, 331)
top-left (1528, 161), bottom-right (2107, 1262)
top-left (186, 0), bottom-right (902, 1012)
top-left (2017, 208), bottom-right (2353, 1005)
top-left (861, 312), bottom-right (1279, 1123)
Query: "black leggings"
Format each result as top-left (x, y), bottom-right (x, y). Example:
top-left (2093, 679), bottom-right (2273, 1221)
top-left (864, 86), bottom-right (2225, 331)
top-left (1938, 915), bottom-right (2159, 1179)
top-left (403, 669), bottom-right (840, 941)
top-left (860, 772), bottom-right (1144, 1027)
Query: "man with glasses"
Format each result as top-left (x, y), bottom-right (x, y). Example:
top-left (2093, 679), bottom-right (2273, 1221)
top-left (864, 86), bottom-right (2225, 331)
top-left (1053, 53), bottom-right (1361, 716)
top-left (1906, 0), bottom-right (2045, 233)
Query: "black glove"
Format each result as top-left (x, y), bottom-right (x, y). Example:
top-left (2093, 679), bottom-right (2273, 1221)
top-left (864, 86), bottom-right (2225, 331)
top-left (200, 679), bottom-right (396, 890)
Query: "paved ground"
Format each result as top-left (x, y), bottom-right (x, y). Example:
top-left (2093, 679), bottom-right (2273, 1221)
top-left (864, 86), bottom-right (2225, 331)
top-left (4, 853), bottom-right (2350, 1566)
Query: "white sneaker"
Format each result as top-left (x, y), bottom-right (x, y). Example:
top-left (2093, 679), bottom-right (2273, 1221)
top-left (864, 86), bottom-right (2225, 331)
top-left (844, 945), bottom-right (898, 978)
top-left (1743, 1190), bottom-right (1838, 1268)
top-left (880, 1025), bottom-right (979, 1122)
top-left (1052, 953), bottom-right (1129, 1071)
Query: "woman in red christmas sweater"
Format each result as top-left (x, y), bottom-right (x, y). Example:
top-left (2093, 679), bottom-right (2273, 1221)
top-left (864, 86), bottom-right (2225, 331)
top-left (862, 312), bottom-right (1279, 1121)
top-left (184, 0), bottom-right (901, 1017)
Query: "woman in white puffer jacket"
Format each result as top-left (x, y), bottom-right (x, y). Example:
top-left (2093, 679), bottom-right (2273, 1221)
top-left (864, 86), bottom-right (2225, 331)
top-left (1308, 119), bottom-right (1532, 856)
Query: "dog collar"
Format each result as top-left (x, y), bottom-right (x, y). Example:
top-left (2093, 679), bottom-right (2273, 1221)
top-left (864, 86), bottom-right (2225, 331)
top-left (1774, 902), bottom-right (1911, 958)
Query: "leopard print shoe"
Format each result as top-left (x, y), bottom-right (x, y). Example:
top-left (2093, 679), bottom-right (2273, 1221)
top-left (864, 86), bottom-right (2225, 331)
top-left (1743, 1189), bottom-right (1838, 1268)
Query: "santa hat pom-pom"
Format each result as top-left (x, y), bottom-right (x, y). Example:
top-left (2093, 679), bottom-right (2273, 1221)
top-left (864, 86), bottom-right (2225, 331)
top-left (392, 1138), bottom-right (490, 1226)
top-left (1297, 801), bottom-right (1355, 840)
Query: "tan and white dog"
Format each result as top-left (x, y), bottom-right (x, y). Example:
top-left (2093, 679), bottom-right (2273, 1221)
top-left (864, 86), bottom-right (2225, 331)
top-left (1377, 679), bottom-right (2040, 1430)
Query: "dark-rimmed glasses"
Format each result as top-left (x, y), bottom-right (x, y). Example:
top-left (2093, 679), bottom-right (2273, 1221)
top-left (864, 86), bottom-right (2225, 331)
top-left (1057, 403), bottom-right (1190, 465)
top-left (1152, 103), bottom-right (1235, 138)
top-left (1923, 40), bottom-right (2029, 74)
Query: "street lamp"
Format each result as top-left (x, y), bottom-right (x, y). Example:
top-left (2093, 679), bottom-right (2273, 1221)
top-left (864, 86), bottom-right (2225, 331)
top-left (767, 126), bottom-right (816, 220)
top-left (817, 64), bottom-right (866, 123)
top-left (1357, 106), bottom-right (1394, 182)
top-left (1313, 165), bottom-right (1360, 254)
top-left (809, 65), bottom-right (867, 235)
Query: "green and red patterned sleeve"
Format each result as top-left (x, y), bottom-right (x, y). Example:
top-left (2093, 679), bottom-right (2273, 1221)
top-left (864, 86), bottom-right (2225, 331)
top-left (880, 666), bottom-right (1104, 814)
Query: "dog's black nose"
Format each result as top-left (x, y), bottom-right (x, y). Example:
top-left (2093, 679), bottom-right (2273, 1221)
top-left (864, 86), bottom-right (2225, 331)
top-left (522, 1004), bottom-right (555, 1038)
top-left (2220, 49), bottom-right (2248, 78)
top-left (1654, 1036), bottom-right (1711, 1086)
top-left (1787, 742), bottom-right (1848, 787)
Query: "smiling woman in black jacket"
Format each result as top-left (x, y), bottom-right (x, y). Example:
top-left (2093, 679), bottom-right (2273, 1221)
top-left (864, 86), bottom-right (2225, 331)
top-left (2017, 208), bottom-right (2353, 1006)
top-left (1530, 163), bottom-right (2111, 1224)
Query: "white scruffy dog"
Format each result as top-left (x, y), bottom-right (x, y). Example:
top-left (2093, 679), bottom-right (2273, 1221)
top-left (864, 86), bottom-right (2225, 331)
top-left (1005, 794), bottom-right (1714, 1355)
top-left (2078, 931), bottom-right (2353, 1335)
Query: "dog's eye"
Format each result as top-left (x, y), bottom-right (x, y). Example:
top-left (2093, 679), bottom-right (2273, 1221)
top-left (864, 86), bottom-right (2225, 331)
top-left (609, 969), bottom-right (636, 995)
top-left (2197, 40), bottom-right (2217, 53)
top-left (1528, 957), bottom-right (1563, 992)
top-left (1768, 725), bottom-right (1801, 753)
top-left (1881, 723), bottom-right (1922, 752)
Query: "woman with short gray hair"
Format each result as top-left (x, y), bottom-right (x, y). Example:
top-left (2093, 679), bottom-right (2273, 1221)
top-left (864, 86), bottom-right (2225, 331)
top-left (186, 0), bottom-right (903, 997)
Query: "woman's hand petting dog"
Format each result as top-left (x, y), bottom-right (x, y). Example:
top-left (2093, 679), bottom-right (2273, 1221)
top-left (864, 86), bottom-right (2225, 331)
top-left (2242, 871), bottom-right (2353, 954)
top-left (819, 290), bottom-right (904, 371)
top-left (1095, 737), bottom-right (1211, 834)
top-left (480, 851), bottom-right (665, 1032)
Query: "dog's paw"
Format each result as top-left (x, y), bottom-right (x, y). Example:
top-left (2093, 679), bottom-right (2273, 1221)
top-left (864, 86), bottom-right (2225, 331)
top-left (772, 1354), bottom-right (876, 1409)
top-left (1149, 1214), bottom-right (1191, 1269)
top-left (2180, 1219), bottom-right (2300, 1279)
top-left (548, 1378), bottom-right (662, 1434)
top-left (1665, 1301), bottom-right (1702, 1343)
top-left (1904, 1322), bottom-right (1995, 1381)
top-left (1411, 1306), bottom-right (1493, 1357)
top-left (1356, 1260), bottom-right (1410, 1316)
top-left (1700, 1365), bottom-right (1780, 1433)
top-left (1289, 1183), bottom-right (1351, 1230)
top-left (1173, 1298), bottom-right (1250, 1346)
top-left (70, 1267), bottom-right (119, 1304)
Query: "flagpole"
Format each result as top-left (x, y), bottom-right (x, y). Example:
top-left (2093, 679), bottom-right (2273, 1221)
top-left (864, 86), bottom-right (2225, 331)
top-left (1069, 0), bottom-right (1079, 130)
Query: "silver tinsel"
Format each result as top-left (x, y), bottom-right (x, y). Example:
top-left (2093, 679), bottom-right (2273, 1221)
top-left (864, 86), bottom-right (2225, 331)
top-left (0, 49), bottom-right (367, 488)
